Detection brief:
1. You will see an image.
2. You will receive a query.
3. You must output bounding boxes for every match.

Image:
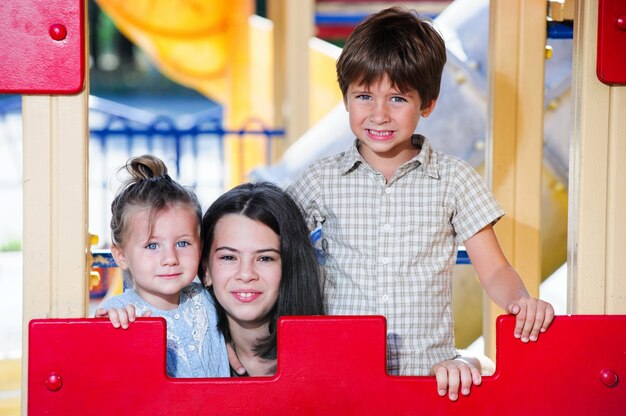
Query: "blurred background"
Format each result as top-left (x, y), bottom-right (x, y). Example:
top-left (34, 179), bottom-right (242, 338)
top-left (0, 1), bottom-right (570, 414)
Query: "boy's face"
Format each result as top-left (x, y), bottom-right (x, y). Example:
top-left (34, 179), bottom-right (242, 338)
top-left (344, 74), bottom-right (436, 169)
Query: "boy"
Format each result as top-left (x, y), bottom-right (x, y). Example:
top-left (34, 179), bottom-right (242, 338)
top-left (286, 7), bottom-right (554, 400)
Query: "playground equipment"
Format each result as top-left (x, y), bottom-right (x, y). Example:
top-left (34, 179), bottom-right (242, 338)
top-left (28, 315), bottom-right (626, 415)
top-left (2, 1), bottom-right (626, 415)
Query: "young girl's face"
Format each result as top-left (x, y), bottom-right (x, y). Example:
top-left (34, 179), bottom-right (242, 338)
top-left (206, 214), bottom-right (282, 330)
top-left (112, 204), bottom-right (200, 310)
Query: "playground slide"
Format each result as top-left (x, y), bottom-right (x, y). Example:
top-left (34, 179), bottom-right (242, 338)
top-left (95, 0), bottom-right (252, 104)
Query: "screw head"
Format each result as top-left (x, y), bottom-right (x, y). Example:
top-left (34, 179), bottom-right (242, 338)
top-left (49, 24), bottom-right (67, 41)
top-left (599, 369), bottom-right (619, 388)
top-left (45, 373), bottom-right (63, 391)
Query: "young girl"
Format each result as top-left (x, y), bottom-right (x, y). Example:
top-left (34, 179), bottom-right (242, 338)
top-left (198, 182), bottom-right (325, 376)
top-left (94, 155), bottom-right (230, 378)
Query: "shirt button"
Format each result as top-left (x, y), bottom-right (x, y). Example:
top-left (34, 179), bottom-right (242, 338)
top-left (384, 187), bottom-right (392, 194)
top-left (174, 313), bottom-right (180, 319)
top-left (189, 345), bottom-right (196, 352)
top-left (381, 257), bottom-right (389, 265)
top-left (383, 224), bottom-right (391, 231)
top-left (382, 294), bottom-right (389, 302)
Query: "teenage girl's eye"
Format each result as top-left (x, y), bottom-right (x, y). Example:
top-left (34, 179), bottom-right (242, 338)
top-left (145, 243), bottom-right (157, 250)
top-left (218, 255), bottom-right (236, 261)
top-left (258, 255), bottom-right (277, 263)
top-left (176, 241), bottom-right (190, 248)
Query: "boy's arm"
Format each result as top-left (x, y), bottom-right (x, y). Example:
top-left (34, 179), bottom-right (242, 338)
top-left (464, 225), bottom-right (555, 342)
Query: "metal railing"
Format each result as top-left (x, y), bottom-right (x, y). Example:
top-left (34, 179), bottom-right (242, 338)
top-left (0, 95), bottom-right (285, 247)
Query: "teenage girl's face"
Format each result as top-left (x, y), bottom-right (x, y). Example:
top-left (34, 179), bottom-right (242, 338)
top-left (344, 74), bottom-right (436, 169)
top-left (112, 204), bottom-right (200, 310)
top-left (205, 214), bottom-right (281, 330)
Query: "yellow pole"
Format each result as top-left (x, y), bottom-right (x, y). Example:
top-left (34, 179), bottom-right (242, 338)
top-left (484, 0), bottom-right (545, 358)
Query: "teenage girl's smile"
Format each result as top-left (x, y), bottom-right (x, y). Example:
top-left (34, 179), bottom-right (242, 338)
top-left (232, 289), bottom-right (262, 302)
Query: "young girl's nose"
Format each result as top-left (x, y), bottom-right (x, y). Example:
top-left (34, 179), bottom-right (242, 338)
top-left (161, 246), bottom-right (179, 266)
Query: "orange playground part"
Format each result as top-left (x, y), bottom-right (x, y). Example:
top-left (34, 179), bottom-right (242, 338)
top-left (94, 0), bottom-right (251, 104)
top-left (29, 315), bottom-right (626, 415)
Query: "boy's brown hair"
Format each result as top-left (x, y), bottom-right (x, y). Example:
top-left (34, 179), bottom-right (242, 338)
top-left (336, 6), bottom-right (446, 109)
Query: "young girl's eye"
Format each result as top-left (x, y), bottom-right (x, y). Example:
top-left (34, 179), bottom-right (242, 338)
top-left (176, 241), bottom-right (190, 248)
top-left (145, 243), bottom-right (158, 250)
top-left (219, 255), bottom-right (236, 261)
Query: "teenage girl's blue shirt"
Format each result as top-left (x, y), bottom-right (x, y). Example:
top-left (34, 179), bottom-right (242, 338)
top-left (99, 282), bottom-right (230, 378)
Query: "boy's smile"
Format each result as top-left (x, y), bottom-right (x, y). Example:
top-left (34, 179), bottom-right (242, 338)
top-left (344, 74), bottom-right (436, 177)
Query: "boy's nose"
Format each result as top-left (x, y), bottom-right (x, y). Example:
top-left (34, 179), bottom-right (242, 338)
top-left (370, 102), bottom-right (390, 123)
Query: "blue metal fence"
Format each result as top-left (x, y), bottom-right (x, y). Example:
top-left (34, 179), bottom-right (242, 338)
top-left (0, 95), bottom-right (285, 247)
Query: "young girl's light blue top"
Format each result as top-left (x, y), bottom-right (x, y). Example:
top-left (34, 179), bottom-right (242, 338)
top-left (100, 282), bottom-right (230, 378)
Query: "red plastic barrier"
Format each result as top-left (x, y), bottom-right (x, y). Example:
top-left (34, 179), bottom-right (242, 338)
top-left (0, 0), bottom-right (84, 94)
top-left (29, 315), bottom-right (626, 415)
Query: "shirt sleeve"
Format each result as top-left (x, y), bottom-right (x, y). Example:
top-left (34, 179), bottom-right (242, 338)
top-left (451, 161), bottom-right (505, 243)
top-left (285, 164), bottom-right (325, 232)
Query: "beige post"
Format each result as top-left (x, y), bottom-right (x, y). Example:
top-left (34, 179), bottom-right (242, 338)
top-left (568, 0), bottom-right (626, 313)
top-left (268, 0), bottom-right (314, 148)
top-left (484, 0), bottom-right (545, 358)
top-left (20, 9), bottom-right (90, 416)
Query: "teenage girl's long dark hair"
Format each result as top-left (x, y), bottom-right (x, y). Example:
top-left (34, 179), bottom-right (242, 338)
top-left (199, 182), bottom-right (325, 359)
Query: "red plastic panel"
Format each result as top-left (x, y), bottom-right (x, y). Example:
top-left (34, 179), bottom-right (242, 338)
top-left (29, 315), bottom-right (626, 415)
top-left (0, 0), bottom-right (84, 94)
top-left (597, 0), bottom-right (626, 85)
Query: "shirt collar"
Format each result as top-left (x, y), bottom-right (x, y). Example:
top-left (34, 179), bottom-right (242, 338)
top-left (339, 135), bottom-right (440, 179)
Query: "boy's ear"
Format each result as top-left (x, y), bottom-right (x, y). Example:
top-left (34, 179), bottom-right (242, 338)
top-left (421, 99), bottom-right (437, 118)
top-left (343, 96), bottom-right (349, 112)
top-left (111, 245), bottom-right (129, 270)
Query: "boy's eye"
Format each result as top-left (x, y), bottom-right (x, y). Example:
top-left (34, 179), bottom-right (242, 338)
top-left (176, 241), bottom-right (190, 248)
top-left (145, 243), bottom-right (157, 250)
top-left (390, 96), bottom-right (407, 103)
top-left (355, 94), bottom-right (372, 101)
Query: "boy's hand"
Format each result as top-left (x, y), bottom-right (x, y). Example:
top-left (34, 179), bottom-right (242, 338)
top-left (507, 297), bottom-right (555, 342)
top-left (94, 305), bottom-right (151, 329)
top-left (430, 357), bottom-right (481, 401)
